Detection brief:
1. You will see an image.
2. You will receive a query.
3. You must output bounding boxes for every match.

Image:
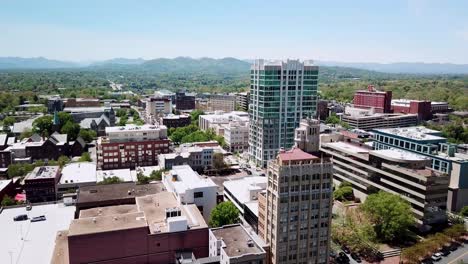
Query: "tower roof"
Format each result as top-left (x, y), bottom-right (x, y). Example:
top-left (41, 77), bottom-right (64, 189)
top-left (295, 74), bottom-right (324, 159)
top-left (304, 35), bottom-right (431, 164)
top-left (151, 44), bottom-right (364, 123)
top-left (278, 147), bottom-right (318, 163)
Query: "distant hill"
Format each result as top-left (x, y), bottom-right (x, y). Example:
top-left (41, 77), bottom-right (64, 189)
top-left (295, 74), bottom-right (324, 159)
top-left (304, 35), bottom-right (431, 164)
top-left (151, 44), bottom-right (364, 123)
top-left (90, 58), bottom-right (146, 66)
top-left (0, 57), bottom-right (78, 69)
top-left (317, 61), bottom-right (468, 74)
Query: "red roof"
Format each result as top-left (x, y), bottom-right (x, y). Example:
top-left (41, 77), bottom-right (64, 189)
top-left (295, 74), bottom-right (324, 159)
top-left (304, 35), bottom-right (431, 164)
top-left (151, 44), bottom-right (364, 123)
top-left (278, 147), bottom-right (318, 162)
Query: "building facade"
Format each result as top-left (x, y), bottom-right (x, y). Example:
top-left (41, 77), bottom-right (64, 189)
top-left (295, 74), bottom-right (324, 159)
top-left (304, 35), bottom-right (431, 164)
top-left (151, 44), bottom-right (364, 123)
top-left (353, 85), bottom-right (392, 113)
top-left (249, 59), bottom-right (319, 167)
top-left (223, 121), bottom-right (249, 153)
top-left (160, 115), bottom-right (191, 129)
top-left (235, 92), bottom-right (250, 112)
top-left (24, 166), bottom-right (61, 203)
top-left (391, 99), bottom-right (433, 121)
top-left (97, 125), bottom-right (170, 170)
top-left (372, 127), bottom-right (468, 212)
top-left (208, 94), bottom-right (236, 112)
top-left (158, 144), bottom-right (215, 171)
top-left (341, 111), bottom-right (418, 131)
top-left (146, 97), bottom-right (172, 122)
top-left (176, 92), bottom-right (196, 111)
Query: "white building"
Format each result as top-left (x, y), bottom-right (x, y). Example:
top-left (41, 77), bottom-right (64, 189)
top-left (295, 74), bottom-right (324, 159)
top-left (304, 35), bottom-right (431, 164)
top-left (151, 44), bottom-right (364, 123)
top-left (96, 168), bottom-right (134, 182)
top-left (222, 121), bottom-right (249, 153)
top-left (198, 111), bottom-right (249, 132)
top-left (57, 162), bottom-right (97, 197)
top-left (163, 165), bottom-right (218, 221)
top-left (146, 97), bottom-right (172, 124)
top-left (104, 124), bottom-right (168, 143)
top-left (158, 144), bottom-right (216, 171)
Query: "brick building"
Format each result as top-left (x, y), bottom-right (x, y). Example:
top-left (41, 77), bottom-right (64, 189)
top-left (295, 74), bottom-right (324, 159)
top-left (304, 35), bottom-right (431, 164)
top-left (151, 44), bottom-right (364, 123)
top-left (64, 98), bottom-right (100, 108)
top-left (392, 99), bottom-right (433, 121)
top-left (97, 124), bottom-right (170, 170)
top-left (24, 166), bottom-right (61, 203)
top-left (353, 85), bottom-right (392, 113)
top-left (160, 114), bottom-right (191, 129)
top-left (175, 92), bottom-right (195, 111)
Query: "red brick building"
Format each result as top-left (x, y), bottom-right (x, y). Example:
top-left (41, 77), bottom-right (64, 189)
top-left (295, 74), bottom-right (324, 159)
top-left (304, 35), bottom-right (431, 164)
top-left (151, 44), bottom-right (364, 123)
top-left (97, 124), bottom-right (170, 170)
top-left (353, 85), bottom-right (392, 113)
top-left (64, 98), bottom-right (100, 108)
top-left (392, 99), bottom-right (432, 121)
top-left (24, 166), bottom-right (61, 203)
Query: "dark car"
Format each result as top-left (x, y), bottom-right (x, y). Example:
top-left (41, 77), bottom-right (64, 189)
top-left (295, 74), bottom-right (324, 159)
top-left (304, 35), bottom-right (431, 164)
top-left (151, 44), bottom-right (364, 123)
top-left (341, 246), bottom-right (351, 254)
top-left (13, 214), bottom-right (28, 221)
top-left (339, 252), bottom-right (350, 262)
top-left (350, 252), bottom-right (362, 263)
top-left (449, 242), bottom-right (460, 251)
top-left (440, 247), bottom-right (451, 256)
top-left (30, 215), bottom-right (46, 222)
top-left (336, 255), bottom-right (350, 264)
top-left (421, 258), bottom-right (434, 264)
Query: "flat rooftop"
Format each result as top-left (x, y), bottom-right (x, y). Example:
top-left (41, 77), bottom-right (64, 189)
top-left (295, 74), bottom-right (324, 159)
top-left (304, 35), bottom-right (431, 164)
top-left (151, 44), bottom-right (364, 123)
top-left (96, 168), bottom-right (135, 183)
top-left (211, 224), bottom-right (265, 258)
top-left (324, 142), bottom-right (371, 156)
top-left (0, 179), bottom-right (12, 191)
top-left (370, 148), bottom-right (430, 162)
top-left (223, 176), bottom-right (267, 205)
top-left (60, 162), bottom-right (96, 184)
top-left (373, 127), bottom-right (445, 141)
top-left (25, 166), bottom-right (60, 180)
top-left (63, 107), bottom-right (109, 113)
top-left (168, 165), bottom-right (217, 193)
top-left (105, 124), bottom-right (167, 133)
top-left (79, 204), bottom-right (138, 218)
top-left (0, 203), bottom-right (75, 264)
top-left (77, 182), bottom-right (165, 205)
top-left (68, 211), bottom-right (147, 236)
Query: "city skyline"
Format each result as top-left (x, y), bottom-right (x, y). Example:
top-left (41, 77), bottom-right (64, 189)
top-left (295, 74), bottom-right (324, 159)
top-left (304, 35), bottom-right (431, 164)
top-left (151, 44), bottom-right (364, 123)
top-left (1, 0), bottom-right (467, 63)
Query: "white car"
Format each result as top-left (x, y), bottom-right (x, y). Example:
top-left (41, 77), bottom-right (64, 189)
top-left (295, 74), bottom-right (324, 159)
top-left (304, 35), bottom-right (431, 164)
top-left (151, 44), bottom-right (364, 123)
top-left (431, 253), bottom-right (442, 261)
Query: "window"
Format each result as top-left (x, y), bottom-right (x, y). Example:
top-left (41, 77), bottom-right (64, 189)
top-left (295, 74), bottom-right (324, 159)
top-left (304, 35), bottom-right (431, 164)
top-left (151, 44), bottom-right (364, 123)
top-left (194, 191), bottom-right (204, 198)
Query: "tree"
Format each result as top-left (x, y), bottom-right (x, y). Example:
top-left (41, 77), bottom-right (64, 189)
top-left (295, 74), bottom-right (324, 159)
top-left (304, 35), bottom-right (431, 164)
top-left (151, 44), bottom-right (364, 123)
top-left (61, 121), bottom-right (80, 141)
top-left (137, 172), bottom-right (149, 184)
top-left (334, 186), bottom-right (354, 201)
top-left (213, 153), bottom-right (227, 171)
top-left (1, 195), bottom-right (16, 206)
top-left (208, 201), bottom-right (240, 227)
top-left (190, 109), bottom-right (204, 125)
top-left (79, 152), bottom-right (92, 162)
top-left (460, 205), bottom-right (468, 217)
top-left (118, 115), bottom-right (128, 126)
top-left (20, 128), bottom-right (33, 140)
top-left (57, 112), bottom-right (73, 126)
top-left (149, 169), bottom-right (163, 181)
top-left (116, 108), bottom-right (127, 117)
top-left (78, 129), bottom-right (97, 143)
top-left (325, 113), bottom-right (341, 124)
top-left (2, 116), bottom-right (15, 126)
top-left (361, 191), bottom-right (415, 242)
top-left (32, 115), bottom-right (53, 134)
top-left (99, 176), bottom-right (122, 185)
top-left (57, 155), bottom-right (70, 167)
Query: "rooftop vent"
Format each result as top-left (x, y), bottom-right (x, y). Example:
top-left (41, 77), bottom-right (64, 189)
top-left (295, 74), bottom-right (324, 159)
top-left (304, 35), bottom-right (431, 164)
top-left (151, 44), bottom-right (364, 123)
top-left (92, 217), bottom-right (96, 223)
top-left (247, 239), bottom-right (254, 247)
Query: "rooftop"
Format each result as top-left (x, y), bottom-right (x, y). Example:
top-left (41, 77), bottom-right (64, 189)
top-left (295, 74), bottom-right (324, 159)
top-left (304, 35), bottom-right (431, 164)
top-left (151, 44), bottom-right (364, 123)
top-left (223, 176), bottom-right (267, 205)
top-left (199, 111), bottom-right (249, 123)
top-left (12, 116), bottom-right (40, 134)
top-left (278, 147), bottom-right (319, 162)
top-left (211, 224), bottom-right (265, 258)
top-left (79, 204), bottom-right (138, 218)
top-left (105, 124), bottom-right (167, 133)
top-left (324, 142), bottom-right (371, 156)
top-left (60, 162), bottom-right (97, 185)
top-left (370, 148), bottom-right (430, 163)
top-left (167, 165), bottom-right (217, 194)
top-left (25, 166), bottom-right (60, 180)
top-left (63, 106), bottom-right (110, 113)
top-left (0, 179), bottom-right (12, 191)
top-left (96, 168), bottom-right (135, 183)
top-left (373, 127), bottom-right (446, 141)
top-left (0, 203), bottom-right (75, 264)
top-left (68, 211), bottom-right (147, 236)
top-left (77, 182), bottom-right (165, 205)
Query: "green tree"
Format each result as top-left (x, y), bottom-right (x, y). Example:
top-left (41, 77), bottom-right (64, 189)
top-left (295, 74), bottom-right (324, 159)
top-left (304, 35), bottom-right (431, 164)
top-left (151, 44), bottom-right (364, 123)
top-left (149, 169), bottom-right (163, 181)
top-left (116, 108), bottom-right (127, 117)
top-left (137, 172), bottom-right (149, 184)
top-left (208, 201), bottom-right (240, 227)
top-left (361, 191), bottom-right (415, 242)
top-left (61, 121), bottom-right (80, 140)
top-left (79, 152), bottom-right (92, 162)
top-left (78, 129), bottom-right (97, 143)
top-left (99, 176), bottom-right (123, 185)
top-left (325, 113), bottom-right (340, 124)
top-left (57, 112), bottom-right (74, 126)
top-left (33, 115), bottom-right (53, 135)
top-left (2, 116), bottom-right (15, 126)
top-left (460, 205), bottom-right (468, 217)
top-left (57, 155), bottom-right (71, 167)
top-left (213, 153), bottom-right (227, 171)
top-left (190, 109), bottom-right (204, 125)
top-left (20, 128), bottom-right (33, 140)
top-left (1, 195), bottom-right (16, 206)
top-left (334, 186), bottom-right (354, 201)
top-left (118, 115), bottom-right (128, 126)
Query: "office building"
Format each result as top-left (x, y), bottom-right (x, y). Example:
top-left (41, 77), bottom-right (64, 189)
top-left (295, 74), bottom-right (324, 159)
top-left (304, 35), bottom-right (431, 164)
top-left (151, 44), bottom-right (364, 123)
top-left (64, 98), bottom-right (100, 108)
top-left (57, 162), bottom-right (97, 198)
top-left (249, 59), bottom-right (319, 167)
top-left (341, 107), bottom-right (418, 130)
top-left (223, 176), bottom-right (267, 233)
top-left (208, 94), bottom-right (236, 112)
top-left (176, 91), bottom-right (196, 111)
top-left (391, 99), bottom-right (433, 121)
top-left (63, 106), bottom-right (116, 125)
top-left (199, 111), bottom-right (249, 132)
top-left (160, 114), bottom-right (191, 129)
top-left (163, 165), bottom-right (218, 221)
top-left (209, 224), bottom-right (267, 264)
top-left (52, 191), bottom-right (209, 264)
top-left (353, 85), bottom-right (392, 113)
top-left (158, 143), bottom-right (216, 171)
top-left (431, 101), bottom-right (451, 113)
top-left (235, 92), bottom-right (250, 112)
top-left (24, 166), bottom-right (61, 203)
top-left (146, 97), bottom-right (172, 122)
top-left (97, 124), bottom-right (170, 170)
top-left (223, 121), bottom-right (249, 153)
top-left (372, 127), bottom-right (468, 212)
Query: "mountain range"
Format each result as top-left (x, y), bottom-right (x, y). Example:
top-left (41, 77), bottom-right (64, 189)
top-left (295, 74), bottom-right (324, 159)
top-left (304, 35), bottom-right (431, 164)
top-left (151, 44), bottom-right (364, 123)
top-left (0, 56), bottom-right (467, 75)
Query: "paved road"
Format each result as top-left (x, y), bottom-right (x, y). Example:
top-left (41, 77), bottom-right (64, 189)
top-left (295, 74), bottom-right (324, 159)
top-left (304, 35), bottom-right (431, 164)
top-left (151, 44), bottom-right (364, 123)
top-left (439, 244), bottom-right (468, 264)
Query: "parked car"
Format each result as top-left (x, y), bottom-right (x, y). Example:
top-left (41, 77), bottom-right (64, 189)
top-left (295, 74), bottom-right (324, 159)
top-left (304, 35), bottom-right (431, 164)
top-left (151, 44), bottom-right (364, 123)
top-left (26, 205), bottom-right (32, 211)
top-left (339, 252), bottom-right (350, 262)
top-left (30, 215), bottom-right (46, 222)
top-left (421, 258), bottom-right (434, 264)
top-left (440, 247), bottom-right (451, 256)
top-left (336, 255), bottom-right (350, 264)
top-left (341, 246), bottom-right (351, 254)
top-left (350, 252), bottom-right (362, 263)
top-left (431, 253), bottom-right (442, 261)
top-left (13, 214), bottom-right (28, 221)
top-left (449, 242), bottom-right (461, 251)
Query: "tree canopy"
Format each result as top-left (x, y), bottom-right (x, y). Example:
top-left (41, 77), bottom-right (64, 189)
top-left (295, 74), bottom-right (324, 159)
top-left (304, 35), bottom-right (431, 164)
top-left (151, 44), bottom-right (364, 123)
top-left (208, 201), bottom-right (240, 228)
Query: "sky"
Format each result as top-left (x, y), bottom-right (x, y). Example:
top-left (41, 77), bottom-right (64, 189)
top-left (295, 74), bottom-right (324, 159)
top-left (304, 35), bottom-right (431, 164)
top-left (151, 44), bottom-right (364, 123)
top-left (0, 0), bottom-right (467, 63)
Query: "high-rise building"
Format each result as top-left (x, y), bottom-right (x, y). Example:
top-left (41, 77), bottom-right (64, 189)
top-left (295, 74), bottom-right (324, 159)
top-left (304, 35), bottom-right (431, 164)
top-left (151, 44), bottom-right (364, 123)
top-left (249, 59), bottom-right (319, 167)
top-left (353, 85), bottom-right (392, 113)
top-left (258, 119), bottom-right (333, 264)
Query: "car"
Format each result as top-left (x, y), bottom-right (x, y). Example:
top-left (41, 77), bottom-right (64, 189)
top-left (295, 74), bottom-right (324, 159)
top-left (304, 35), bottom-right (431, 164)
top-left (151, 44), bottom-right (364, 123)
top-left (336, 255), bottom-right (349, 264)
top-left (431, 253), bottom-right (442, 261)
top-left (449, 242), bottom-right (461, 251)
top-left (13, 214), bottom-right (28, 221)
top-left (341, 246), bottom-right (351, 254)
top-left (338, 252), bottom-right (350, 262)
top-left (440, 247), bottom-right (451, 256)
top-left (26, 205), bottom-right (32, 211)
top-left (421, 258), bottom-right (434, 264)
top-left (350, 252), bottom-right (362, 263)
top-left (30, 215), bottom-right (46, 222)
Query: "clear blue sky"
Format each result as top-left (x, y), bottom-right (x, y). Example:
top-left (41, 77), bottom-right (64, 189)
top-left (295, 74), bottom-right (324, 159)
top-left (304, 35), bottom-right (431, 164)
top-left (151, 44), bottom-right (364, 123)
top-left (1, 0), bottom-right (467, 63)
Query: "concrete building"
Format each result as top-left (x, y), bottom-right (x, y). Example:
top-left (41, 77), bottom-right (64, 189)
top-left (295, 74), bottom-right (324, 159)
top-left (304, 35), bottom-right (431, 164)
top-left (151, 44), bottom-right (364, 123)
top-left (57, 162), bottom-right (97, 198)
top-left (24, 166), bottom-right (61, 203)
top-left (222, 121), bottom-right (249, 153)
top-left (320, 139), bottom-right (449, 226)
top-left (391, 99), bottom-right (433, 121)
top-left (199, 111), bottom-right (249, 132)
top-left (158, 144), bottom-right (216, 171)
top-left (209, 224), bottom-right (267, 264)
top-left (97, 124), bottom-right (170, 170)
top-left (353, 85), bottom-right (392, 113)
top-left (249, 59), bottom-right (319, 167)
top-left (160, 114), bottom-right (191, 129)
top-left (372, 127), bottom-right (468, 212)
top-left (235, 92), bottom-right (250, 112)
top-left (163, 165), bottom-right (218, 221)
top-left (431, 101), bottom-right (451, 113)
top-left (259, 146), bottom-right (333, 264)
top-left (52, 191), bottom-right (209, 264)
top-left (176, 92), bottom-right (196, 111)
top-left (223, 176), bottom-right (267, 233)
top-left (146, 97), bottom-right (172, 123)
top-left (208, 94), bottom-right (236, 112)
top-left (341, 107), bottom-right (418, 131)
top-left (0, 203), bottom-right (75, 264)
